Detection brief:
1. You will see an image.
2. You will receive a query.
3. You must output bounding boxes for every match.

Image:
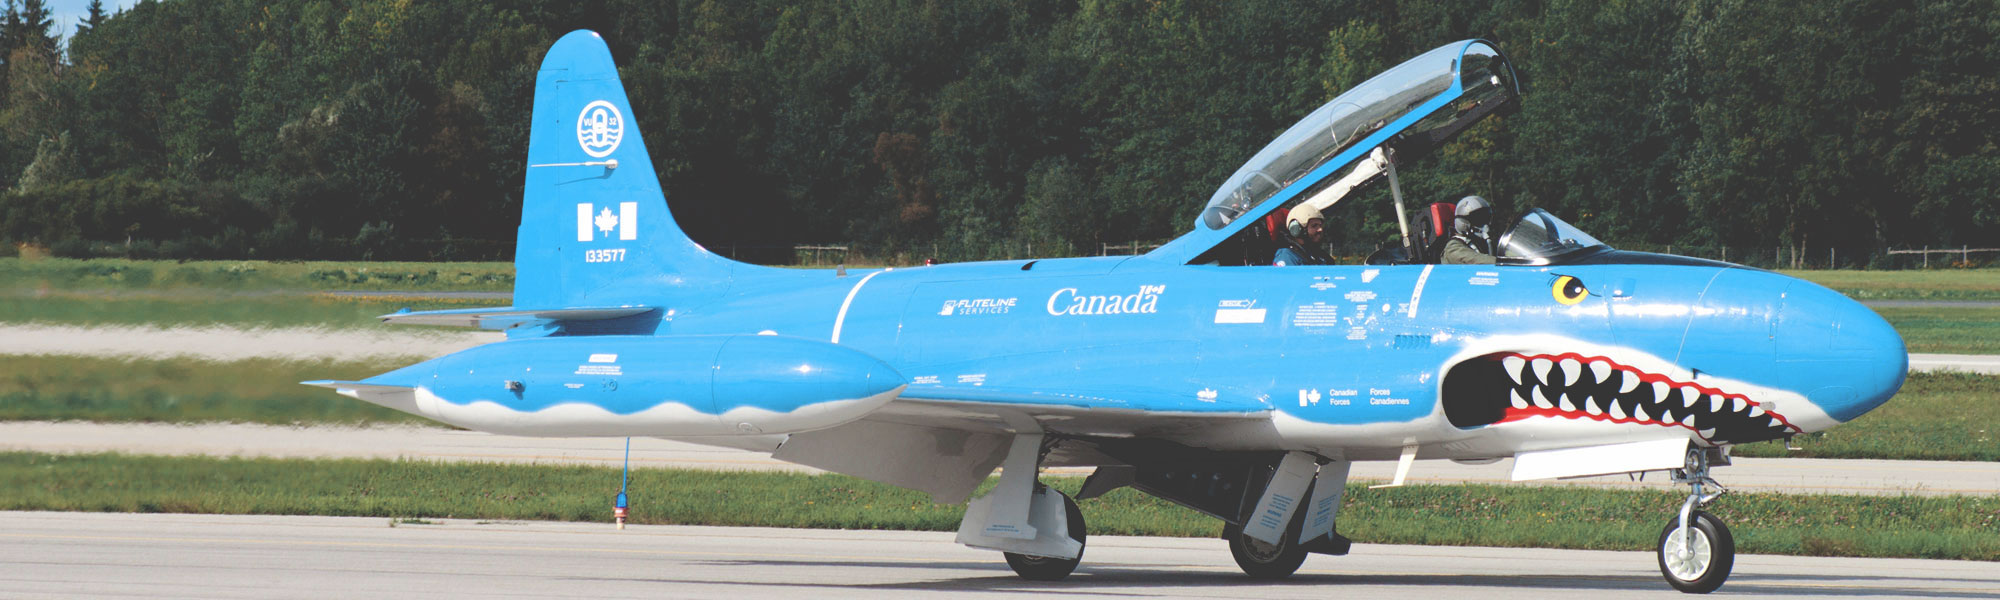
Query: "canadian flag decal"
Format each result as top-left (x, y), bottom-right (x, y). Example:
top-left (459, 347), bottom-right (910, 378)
top-left (576, 202), bottom-right (637, 242)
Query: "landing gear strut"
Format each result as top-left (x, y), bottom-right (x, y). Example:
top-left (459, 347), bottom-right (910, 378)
top-left (1658, 448), bottom-right (1733, 594)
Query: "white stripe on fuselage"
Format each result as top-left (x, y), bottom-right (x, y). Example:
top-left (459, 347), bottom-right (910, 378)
top-left (1407, 264), bottom-right (1435, 318)
top-left (831, 270), bottom-right (886, 344)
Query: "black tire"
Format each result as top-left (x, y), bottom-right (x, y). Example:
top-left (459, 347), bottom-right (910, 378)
top-left (1657, 511), bottom-right (1734, 594)
top-left (1003, 491), bottom-right (1087, 581)
top-left (1224, 515), bottom-right (1309, 579)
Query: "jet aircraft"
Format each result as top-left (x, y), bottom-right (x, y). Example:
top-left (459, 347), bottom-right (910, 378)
top-left (308, 31), bottom-right (1907, 594)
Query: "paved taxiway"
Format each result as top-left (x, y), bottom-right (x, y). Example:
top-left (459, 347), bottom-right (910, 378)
top-left (3, 511), bottom-right (1993, 600)
top-left (6, 421), bottom-right (1997, 496)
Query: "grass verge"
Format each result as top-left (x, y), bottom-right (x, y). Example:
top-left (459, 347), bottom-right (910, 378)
top-left (0, 356), bottom-right (431, 425)
top-left (1789, 269), bottom-right (2000, 302)
top-left (1874, 306), bottom-right (2000, 354)
top-left (1734, 371), bottom-right (2000, 460)
top-left (4, 452), bottom-right (1994, 561)
top-left (0, 291), bottom-right (500, 328)
top-left (0, 257), bottom-right (513, 292)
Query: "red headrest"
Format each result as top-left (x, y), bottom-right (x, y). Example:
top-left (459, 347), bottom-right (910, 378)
top-left (1426, 203), bottom-right (1455, 238)
top-left (1264, 212), bottom-right (1285, 242)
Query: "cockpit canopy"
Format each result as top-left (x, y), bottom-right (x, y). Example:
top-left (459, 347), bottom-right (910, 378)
top-left (1498, 208), bottom-right (1608, 263)
top-left (1196, 40), bottom-right (1518, 232)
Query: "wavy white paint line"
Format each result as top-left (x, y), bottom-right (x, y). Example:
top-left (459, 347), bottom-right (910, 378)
top-left (0, 323), bottom-right (500, 362)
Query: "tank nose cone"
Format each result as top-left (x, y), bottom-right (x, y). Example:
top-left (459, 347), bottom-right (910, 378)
top-left (1774, 281), bottom-right (1907, 424)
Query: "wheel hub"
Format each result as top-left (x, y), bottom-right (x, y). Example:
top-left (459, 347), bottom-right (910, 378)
top-left (1662, 526), bottom-right (1712, 580)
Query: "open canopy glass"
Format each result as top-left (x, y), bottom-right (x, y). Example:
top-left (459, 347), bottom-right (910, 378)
top-left (1196, 40), bottom-right (1518, 232)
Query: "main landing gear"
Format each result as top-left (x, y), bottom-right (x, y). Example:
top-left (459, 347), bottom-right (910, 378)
top-left (1222, 514), bottom-right (1309, 579)
top-left (1658, 448), bottom-right (1733, 594)
top-left (1002, 488), bottom-right (1087, 581)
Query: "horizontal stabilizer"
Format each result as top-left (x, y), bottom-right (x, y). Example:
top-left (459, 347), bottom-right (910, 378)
top-left (377, 306), bottom-right (654, 329)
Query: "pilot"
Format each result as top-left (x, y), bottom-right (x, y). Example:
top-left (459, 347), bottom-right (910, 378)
top-left (1273, 203), bottom-right (1331, 266)
top-left (1441, 195), bottom-right (1497, 265)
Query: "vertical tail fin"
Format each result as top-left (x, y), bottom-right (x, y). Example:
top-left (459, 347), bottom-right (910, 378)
top-left (515, 30), bottom-right (729, 309)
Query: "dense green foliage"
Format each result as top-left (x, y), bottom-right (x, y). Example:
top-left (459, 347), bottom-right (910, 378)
top-left (5, 452), bottom-right (1997, 560)
top-left (0, 0), bottom-right (1992, 261)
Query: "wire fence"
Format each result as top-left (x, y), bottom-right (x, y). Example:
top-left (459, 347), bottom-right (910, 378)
top-left (700, 242), bottom-right (2000, 269)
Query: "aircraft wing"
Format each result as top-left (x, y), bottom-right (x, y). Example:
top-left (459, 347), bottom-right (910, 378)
top-left (768, 382), bottom-right (1275, 504)
top-left (377, 306), bottom-right (655, 329)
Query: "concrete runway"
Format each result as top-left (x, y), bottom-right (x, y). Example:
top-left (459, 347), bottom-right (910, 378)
top-left (6, 421), bottom-right (1998, 496)
top-left (2, 511), bottom-right (1993, 600)
top-left (1911, 353), bottom-right (2000, 374)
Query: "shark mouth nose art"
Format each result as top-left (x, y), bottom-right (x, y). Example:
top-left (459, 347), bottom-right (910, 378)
top-left (1441, 352), bottom-right (1801, 445)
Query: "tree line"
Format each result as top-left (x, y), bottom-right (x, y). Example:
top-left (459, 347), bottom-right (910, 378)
top-left (0, 0), bottom-right (1994, 264)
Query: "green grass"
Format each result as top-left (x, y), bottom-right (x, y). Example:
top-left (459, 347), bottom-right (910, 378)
top-left (0, 356), bottom-right (432, 425)
top-left (0, 257), bottom-right (513, 292)
top-left (1874, 306), bottom-right (2000, 354)
top-left (0, 290), bottom-right (499, 327)
top-left (3, 452), bottom-right (1994, 561)
top-left (1734, 372), bottom-right (2000, 460)
top-left (1788, 269), bottom-right (2000, 301)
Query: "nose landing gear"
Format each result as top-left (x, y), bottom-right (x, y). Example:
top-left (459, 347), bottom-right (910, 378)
top-left (1658, 448), bottom-right (1733, 594)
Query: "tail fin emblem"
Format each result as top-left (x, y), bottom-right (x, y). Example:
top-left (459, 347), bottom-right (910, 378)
top-left (577, 100), bottom-right (624, 158)
top-left (576, 202), bottom-right (638, 241)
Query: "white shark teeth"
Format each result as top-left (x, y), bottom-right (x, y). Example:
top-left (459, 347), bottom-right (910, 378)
top-left (1747, 404), bottom-right (1765, 418)
top-left (1533, 387), bottom-right (1556, 410)
top-left (1585, 396), bottom-right (1604, 415)
top-left (1533, 358), bottom-right (1555, 385)
top-left (1589, 360), bottom-right (1612, 385)
top-left (1651, 381), bottom-right (1671, 404)
top-left (1558, 358), bottom-right (1580, 387)
top-left (1681, 414), bottom-right (1697, 427)
top-left (1608, 401), bottom-right (1627, 420)
top-left (1633, 403), bottom-right (1651, 423)
top-left (1698, 428), bottom-right (1716, 439)
top-left (1619, 373), bottom-right (1640, 394)
top-left (1512, 389), bottom-right (1530, 410)
top-left (1559, 392), bottom-right (1577, 413)
top-left (1710, 395), bottom-right (1726, 413)
top-left (1732, 397), bottom-right (1747, 413)
top-left (1681, 389), bottom-right (1699, 408)
top-left (1504, 356), bottom-right (1527, 385)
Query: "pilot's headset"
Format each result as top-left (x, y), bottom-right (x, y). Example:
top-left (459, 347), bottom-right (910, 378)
top-left (1286, 203), bottom-right (1324, 238)
top-left (1454, 195), bottom-right (1494, 252)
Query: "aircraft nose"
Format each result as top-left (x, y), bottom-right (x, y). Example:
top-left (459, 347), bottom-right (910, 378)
top-left (1774, 280), bottom-right (1907, 424)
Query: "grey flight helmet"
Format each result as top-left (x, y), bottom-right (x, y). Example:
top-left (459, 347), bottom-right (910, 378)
top-left (1454, 195), bottom-right (1493, 239)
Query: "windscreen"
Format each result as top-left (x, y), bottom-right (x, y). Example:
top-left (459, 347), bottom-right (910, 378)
top-left (1498, 209), bottom-right (1608, 260)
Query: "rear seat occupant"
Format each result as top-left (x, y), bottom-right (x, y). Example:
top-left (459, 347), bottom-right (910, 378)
top-left (1273, 204), bottom-right (1331, 266)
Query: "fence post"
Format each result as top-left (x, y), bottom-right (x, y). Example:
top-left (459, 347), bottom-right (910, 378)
top-left (1923, 246), bottom-right (1928, 269)
top-left (1965, 245), bottom-right (1970, 265)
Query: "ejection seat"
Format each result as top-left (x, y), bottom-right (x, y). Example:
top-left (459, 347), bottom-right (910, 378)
top-left (1413, 202), bottom-right (1455, 264)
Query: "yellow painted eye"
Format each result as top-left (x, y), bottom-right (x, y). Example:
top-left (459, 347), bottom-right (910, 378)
top-left (1552, 275), bottom-right (1588, 305)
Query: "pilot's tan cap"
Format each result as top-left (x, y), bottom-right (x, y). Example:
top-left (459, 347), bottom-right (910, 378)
top-left (1287, 203), bottom-right (1323, 228)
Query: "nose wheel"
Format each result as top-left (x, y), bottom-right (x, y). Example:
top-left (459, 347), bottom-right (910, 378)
top-left (1658, 448), bottom-right (1733, 593)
